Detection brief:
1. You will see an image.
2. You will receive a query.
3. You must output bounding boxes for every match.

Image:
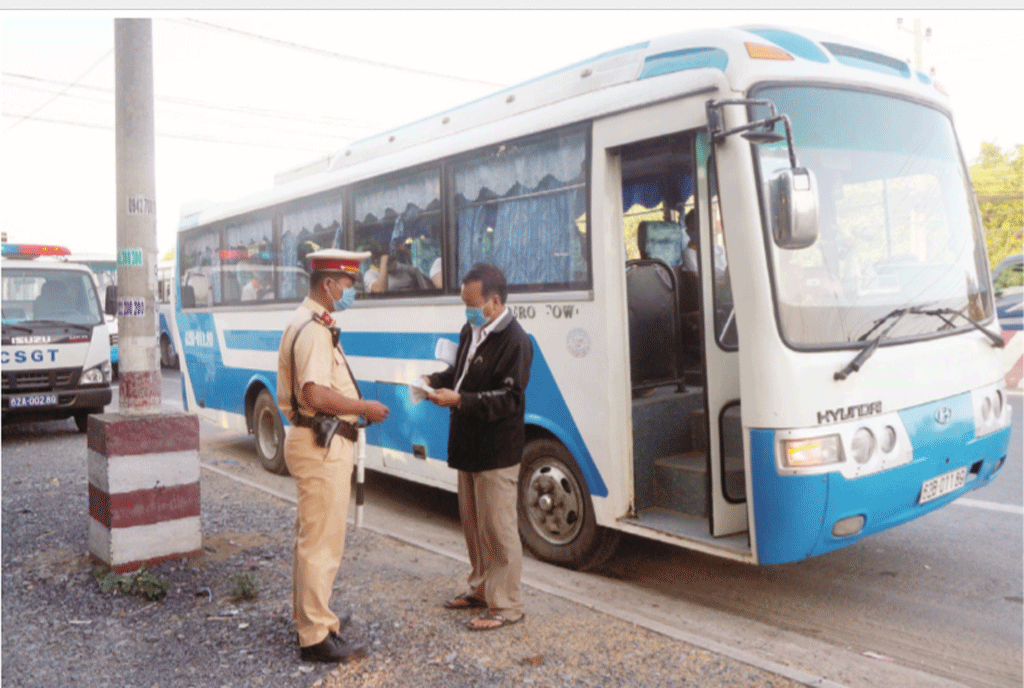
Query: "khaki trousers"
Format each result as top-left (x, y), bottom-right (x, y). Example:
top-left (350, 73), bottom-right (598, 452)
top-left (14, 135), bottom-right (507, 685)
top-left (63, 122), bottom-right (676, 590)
top-left (284, 427), bottom-right (353, 647)
top-left (457, 464), bottom-right (523, 620)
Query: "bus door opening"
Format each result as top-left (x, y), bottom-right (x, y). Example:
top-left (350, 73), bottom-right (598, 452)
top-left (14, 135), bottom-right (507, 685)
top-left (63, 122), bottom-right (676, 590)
top-left (619, 130), bottom-right (747, 544)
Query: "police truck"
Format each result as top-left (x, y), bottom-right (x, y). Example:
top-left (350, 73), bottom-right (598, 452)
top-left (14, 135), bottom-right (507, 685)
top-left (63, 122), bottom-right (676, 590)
top-left (2, 243), bottom-right (113, 431)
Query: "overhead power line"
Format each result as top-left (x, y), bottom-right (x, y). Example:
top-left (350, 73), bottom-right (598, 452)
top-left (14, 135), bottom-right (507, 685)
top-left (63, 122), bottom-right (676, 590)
top-left (4, 49), bottom-right (113, 133)
top-left (2, 72), bottom-right (383, 133)
top-left (172, 17), bottom-right (505, 89)
top-left (0, 110), bottom-right (347, 154)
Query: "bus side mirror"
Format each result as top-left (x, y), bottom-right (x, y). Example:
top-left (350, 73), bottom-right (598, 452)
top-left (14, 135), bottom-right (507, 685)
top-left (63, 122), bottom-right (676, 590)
top-left (105, 285), bottom-right (117, 316)
top-left (771, 167), bottom-right (819, 250)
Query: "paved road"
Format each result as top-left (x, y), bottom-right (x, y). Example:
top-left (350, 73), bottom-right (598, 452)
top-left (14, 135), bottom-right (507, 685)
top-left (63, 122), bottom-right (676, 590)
top-left (20, 371), bottom-right (1023, 687)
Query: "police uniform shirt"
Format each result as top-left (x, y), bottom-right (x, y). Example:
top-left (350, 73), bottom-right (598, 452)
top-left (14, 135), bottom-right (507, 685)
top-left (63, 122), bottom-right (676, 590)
top-left (277, 297), bottom-right (359, 425)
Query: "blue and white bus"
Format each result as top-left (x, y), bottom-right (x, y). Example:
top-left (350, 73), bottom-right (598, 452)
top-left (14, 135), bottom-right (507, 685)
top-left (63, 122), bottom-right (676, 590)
top-left (172, 25), bottom-right (1012, 567)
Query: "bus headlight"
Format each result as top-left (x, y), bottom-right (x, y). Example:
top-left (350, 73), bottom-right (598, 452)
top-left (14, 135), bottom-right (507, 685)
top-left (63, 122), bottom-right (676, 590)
top-left (879, 425), bottom-right (897, 454)
top-left (782, 435), bottom-right (842, 468)
top-left (973, 383), bottom-right (1011, 438)
top-left (850, 427), bottom-right (876, 464)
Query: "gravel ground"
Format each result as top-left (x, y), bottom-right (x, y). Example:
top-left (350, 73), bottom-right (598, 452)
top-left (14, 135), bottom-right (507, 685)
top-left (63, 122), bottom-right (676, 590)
top-left (2, 418), bottom-right (804, 688)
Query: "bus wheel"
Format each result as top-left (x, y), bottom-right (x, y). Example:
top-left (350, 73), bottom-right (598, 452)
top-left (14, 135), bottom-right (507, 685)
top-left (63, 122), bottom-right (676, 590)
top-left (253, 389), bottom-right (287, 475)
top-left (518, 438), bottom-right (619, 571)
top-left (160, 334), bottom-right (178, 369)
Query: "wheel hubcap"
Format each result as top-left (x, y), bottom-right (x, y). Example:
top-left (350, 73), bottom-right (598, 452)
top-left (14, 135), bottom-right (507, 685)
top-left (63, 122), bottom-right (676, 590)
top-left (256, 408), bottom-right (277, 457)
top-left (524, 459), bottom-right (583, 545)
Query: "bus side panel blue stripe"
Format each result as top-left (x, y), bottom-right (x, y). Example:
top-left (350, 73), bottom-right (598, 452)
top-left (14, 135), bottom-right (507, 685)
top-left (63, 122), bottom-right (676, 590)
top-left (364, 381), bottom-right (451, 462)
top-left (750, 428), bottom-right (828, 565)
top-left (194, 326), bottom-right (607, 497)
top-left (223, 329), bottom-right (284, 351)
top-left (342, 332), bottom-right (458, 359)
top-left (524, 336), bottom-right (608, 497)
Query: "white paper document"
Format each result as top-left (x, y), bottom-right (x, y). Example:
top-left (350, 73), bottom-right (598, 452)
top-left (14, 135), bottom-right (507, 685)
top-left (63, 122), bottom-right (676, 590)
top-left (434, 338), bottom-right (458, 366)
top-left (408, 377), bottom-right (434, 404)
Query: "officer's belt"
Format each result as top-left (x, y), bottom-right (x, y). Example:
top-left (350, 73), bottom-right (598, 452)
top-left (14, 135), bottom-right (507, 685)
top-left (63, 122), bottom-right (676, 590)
top-left (293, 414), bottom-right (359, 442)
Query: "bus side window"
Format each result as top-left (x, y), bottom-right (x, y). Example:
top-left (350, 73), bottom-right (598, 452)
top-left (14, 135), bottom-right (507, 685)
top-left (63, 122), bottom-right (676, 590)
top-left (281, 198), bottom-right (343, 301)
top-left (453, 127), bottom-right (589, 290)
top-left (354, 169), bottom-right (442, 295)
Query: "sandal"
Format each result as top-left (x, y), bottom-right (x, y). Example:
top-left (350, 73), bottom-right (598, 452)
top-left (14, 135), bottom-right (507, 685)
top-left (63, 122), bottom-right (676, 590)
top-left (465, 612), bottom-right (524, 631)
top-left (443, 592), bottom-right (487, 609)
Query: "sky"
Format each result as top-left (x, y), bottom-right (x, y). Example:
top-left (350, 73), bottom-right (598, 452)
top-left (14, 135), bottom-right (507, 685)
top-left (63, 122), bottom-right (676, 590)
top-left (2, 9), bottom-right (1022, 257)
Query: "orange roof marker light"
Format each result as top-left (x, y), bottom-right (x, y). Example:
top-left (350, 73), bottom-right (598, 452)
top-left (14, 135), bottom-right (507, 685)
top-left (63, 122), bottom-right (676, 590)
top-left (1, 243), bottom-right (72, 259)
top-left (745, 42), bottom-right (794, 61)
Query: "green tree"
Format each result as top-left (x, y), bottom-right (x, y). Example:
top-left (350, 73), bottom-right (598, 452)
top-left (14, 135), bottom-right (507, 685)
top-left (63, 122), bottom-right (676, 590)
top-left (969, 141), bottom-right (1023, 270)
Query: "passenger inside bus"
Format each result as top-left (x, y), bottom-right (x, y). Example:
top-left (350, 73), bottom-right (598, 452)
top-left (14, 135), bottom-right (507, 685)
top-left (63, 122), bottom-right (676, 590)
top-left (362, 241), bottom-right (437, 293)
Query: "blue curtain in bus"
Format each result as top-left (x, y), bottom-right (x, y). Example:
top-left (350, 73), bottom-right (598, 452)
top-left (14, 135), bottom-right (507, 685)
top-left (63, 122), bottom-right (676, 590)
top-left (622, 172), bottom-right (693, 212)
top-left (455, 129), bottom-right (587, 286)
top-left (280, 198), bottom-right (345, 299)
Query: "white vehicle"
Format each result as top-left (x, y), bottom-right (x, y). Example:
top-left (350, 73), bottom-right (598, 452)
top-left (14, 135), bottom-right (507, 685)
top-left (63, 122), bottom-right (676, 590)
top-left (59, 253), bottom-right (119, 376)
top-left (2, 244), bottom-right (113, 431)
top-left (172, 25), bottom-right (1011, 567)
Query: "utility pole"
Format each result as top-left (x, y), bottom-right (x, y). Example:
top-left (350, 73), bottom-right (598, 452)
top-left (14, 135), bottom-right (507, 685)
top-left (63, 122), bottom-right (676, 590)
top-left (88, 19), bottom-right (201, 574)
top-left (896, 17), bottom-right (932, 73)
top-left (114, 18), bottom-right (160, 411)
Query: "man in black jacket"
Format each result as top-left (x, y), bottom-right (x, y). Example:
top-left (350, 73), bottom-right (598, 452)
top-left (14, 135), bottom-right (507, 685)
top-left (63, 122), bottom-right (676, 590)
top-left (424, 262), bottom-right (533, 631)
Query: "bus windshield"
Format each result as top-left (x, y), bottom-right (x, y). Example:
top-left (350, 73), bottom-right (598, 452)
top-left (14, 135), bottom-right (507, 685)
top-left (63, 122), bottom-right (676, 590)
top-left (752, 85), bottom-right (992, 348)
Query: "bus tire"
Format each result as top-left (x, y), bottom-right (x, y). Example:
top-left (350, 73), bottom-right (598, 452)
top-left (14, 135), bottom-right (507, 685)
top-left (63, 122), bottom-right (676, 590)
top-left (518, 438), bottom-right (619, 571)
top-left (253, 389), bottom-right (288, 475)
top-left (160, 334), bottom-right (178, 369)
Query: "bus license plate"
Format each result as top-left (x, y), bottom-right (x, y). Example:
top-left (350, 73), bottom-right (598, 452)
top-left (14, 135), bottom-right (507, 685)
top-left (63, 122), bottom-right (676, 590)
top-left (9, 394), bottom-right (58, 409)
top-left (919, 466), bottom-right (968, 504)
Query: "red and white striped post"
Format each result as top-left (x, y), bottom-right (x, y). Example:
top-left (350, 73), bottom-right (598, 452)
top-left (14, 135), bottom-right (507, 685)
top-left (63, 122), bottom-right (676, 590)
top-left (88, 19), bottom-right (200, 572)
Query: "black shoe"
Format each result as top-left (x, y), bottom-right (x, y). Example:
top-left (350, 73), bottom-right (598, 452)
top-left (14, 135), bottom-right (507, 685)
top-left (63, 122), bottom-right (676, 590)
top-left (299, 631), bottom-right (366, 663)
top-left (293, 613), bottom-right (351, 645)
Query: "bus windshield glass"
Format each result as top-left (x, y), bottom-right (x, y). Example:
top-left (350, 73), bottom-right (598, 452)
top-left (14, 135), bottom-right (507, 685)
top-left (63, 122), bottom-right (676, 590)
top-left (1, 268), bottom-right (104, 326)
top-left (752, 85), bottom-right (991, 348)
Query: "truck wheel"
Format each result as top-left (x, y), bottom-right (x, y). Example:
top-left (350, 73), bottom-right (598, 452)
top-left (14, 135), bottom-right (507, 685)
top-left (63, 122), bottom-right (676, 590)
top-left (74, 409), bottom-right (100, 433)
top-left (253, 389), bottom-right (287, 475)
top-left (518, 438), bottom-right (620, 571)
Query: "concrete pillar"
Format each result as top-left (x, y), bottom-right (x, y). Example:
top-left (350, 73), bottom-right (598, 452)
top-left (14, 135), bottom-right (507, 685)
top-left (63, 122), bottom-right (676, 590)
top-left (89, 18), bottom-right (201, 573)
top-left (88, 414), bottom-right (202, 573)
top-left (114, 18), bottom-right (160, 410)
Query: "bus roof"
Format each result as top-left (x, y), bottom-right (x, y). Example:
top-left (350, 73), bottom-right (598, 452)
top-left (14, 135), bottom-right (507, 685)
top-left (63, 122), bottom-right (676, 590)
top-left (180, 24), bottom-right (951, 230)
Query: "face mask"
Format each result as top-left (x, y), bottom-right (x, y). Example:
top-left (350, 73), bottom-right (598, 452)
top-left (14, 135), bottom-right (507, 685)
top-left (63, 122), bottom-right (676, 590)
top-left (465, 306), bottom-right (488, 327)
top-left (332, 283), bottom-right (356, 312)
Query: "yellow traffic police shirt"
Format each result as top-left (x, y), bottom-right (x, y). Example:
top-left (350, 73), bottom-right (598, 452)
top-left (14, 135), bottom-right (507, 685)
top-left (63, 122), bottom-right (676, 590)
top-left (276, 297), bottom-right (360, 425)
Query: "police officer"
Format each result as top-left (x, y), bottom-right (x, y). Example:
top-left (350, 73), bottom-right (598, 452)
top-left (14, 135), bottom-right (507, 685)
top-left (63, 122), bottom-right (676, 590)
top-left (276, 248), bottom-right (389, 663)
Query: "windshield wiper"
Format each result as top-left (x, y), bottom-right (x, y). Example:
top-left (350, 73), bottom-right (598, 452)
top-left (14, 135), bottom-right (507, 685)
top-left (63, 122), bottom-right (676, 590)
top-left (834, 307), bottom-right (912, 381)
top-left (835, 304), bottom-right (1005, 381)
top-left (911, 307), bottom-right (1005, 348)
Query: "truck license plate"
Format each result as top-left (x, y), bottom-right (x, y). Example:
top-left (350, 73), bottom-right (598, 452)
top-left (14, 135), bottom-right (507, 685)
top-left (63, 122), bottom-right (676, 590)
top-left (9, 394), bottom-right (58, 408)
top-left (918, 466), bottom-right (968, 504)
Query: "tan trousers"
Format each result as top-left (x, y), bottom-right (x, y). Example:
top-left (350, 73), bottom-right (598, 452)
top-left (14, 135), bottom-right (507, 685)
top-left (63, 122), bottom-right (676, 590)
top-left (284, 427), bottom-right (353, 647)
top-left (457, 464), bottom-right (524, 620)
